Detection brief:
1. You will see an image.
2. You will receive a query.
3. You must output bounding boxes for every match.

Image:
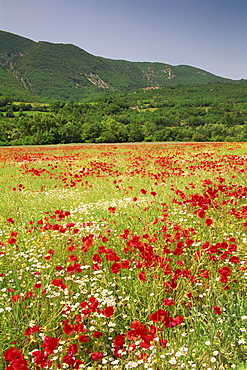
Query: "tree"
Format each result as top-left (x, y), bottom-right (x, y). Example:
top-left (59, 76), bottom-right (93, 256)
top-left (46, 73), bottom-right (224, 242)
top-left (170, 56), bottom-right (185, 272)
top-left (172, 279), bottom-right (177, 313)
top-left (81, 121), bottom-right (103, 143)
top-left (127, 123), bottom-right (144, 142)
top-left (58, 121), bottom-right (82, 143)
top-left (192, 132), bottom-right (206, 142)
top-left (99, 118), bottom-right (127, 143)
top-left (5, 107), bottom-right (14, 118)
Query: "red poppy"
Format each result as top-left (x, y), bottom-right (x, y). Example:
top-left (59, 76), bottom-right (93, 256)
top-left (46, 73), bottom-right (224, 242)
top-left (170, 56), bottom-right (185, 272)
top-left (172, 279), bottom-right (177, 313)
top-left (51, 278), bottom-right (67, 289)
top-left (24, 325), bottom-right (40, 336)
top-left (111, 262), bottom-right (121, 274)
top-left (78, 335), bottom-right (89, 343)
top-left (89, 297), bottom-right (99, 312)
top-left (42, 336), bottom-right (59, 354)
top-left (91, 352), bottom-right (103, 361)
top-left (68, 254), bottom-right (78, 262)
top-left (120, 260), bottom-right (130, 269)
top-left (31, 350), bottom-right (48, 366)
top-left (93, 331), bottom-right (103, 338)
top-left (6, 218), bottom-right (14, 223)
top-left (68, 344), bottom-right (77, 354)
top-left (213, 306), bottom-right (222, 315)
top-left (113, 334), bottom-right (125, 347)
top-left (162, 298), bottom-right (175, 306)
top-left (7, 238), bottom-right (17, 245)
top-left (138, 272), bottom-right (146, 282)
top-left (92, 254), bottom-right (102, 263)
top-left (24, 291), bottom-right (33, 299)
top-left (149, 309), bottom-right (168, 322)
top-left (11, 295), bottom-right (21, 302)
top-left (200, 270), bottom-right (209, 278)
top-left (229, 256), bottom-right (240, 264)
top-left (63, 323), bottom-right (75, 335)
top-left (4, 347), bottom-right (29, 370)
top-left (159, 338), bottom-right (168, 348)
top-left (55, 266), bottom-right (63, 271)
top-left (101, 306), bottom-right (114, 318)
top-left (82, 235), bottom-right (94, 250)
top-left (62, 353), bottom-right (76, 366)
top-left (205, 218), bottom-right (213, 226)
top-left (34, 282), bottom-right (42, 289)
top-left (218, 266), bottom-right (231, 276)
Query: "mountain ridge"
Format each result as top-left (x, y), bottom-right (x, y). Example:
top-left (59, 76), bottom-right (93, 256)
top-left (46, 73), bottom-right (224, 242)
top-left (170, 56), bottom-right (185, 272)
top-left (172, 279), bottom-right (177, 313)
top-left (0, 30), bottom-right (235, 101)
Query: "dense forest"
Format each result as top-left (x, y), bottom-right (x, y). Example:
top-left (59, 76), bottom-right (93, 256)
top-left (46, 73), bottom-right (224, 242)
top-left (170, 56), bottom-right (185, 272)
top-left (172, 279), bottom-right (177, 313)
top-left (0, 80), bottom-right (247, 145)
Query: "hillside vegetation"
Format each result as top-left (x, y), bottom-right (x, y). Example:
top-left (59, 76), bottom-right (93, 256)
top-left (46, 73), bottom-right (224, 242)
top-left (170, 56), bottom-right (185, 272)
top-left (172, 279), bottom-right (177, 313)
top-left (0, 80), bottom-right (247, 145)
top-left (0, 30), bottom-right (234, 102)
top-left (1, 30), bottom-right (246, 145)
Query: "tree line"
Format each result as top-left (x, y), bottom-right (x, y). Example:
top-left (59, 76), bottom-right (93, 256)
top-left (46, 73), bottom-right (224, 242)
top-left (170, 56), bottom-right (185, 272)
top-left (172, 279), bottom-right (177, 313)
top-left (0, 81), bottom-right (247, 145)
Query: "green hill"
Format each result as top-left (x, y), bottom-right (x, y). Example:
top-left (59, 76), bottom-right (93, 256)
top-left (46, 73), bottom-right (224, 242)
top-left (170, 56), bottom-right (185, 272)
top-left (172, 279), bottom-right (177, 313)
top-left (0, 30), bottom-right (234, 102)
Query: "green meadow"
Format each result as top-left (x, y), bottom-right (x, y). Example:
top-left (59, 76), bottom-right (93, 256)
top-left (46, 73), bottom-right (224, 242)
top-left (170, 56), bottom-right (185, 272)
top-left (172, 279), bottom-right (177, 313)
top-left (0, 142), bottom-right (246, 369)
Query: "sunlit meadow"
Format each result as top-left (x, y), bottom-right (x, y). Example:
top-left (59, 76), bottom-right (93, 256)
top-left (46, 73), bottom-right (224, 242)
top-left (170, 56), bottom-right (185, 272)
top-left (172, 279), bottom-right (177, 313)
top-left (0, 142), bottom-right (246, 370)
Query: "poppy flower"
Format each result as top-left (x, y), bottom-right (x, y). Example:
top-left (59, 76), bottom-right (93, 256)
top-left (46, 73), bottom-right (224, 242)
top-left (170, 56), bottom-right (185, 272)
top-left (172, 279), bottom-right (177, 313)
top-left (92, 254), bottom-right (102, 263)
top-left (4, 347), bottom-right (29, 370)
top-left (229, 256), bottom-right (240, 264)
top-left (213, 306), bottom-right (222, 315)
top-left (149, 309), bottom-right (168, 322)
top-left (34, 282), bottom-right (42, 289)
top-left (200, 270), bottom-right (209, 278)
top-left (78, 335), bottom-right (89, 343)
top-left (42, 336), bottom-right (59, 354)
top-left (205, 218), bottom-right (213, 226)
top-left (91, 352), bottom-right (103, 361)
top-left (7, 238), bottom-right (17, 245)
top-left (62, 353), bottom-right (76, 366)
top-left (93, 331), bottom-right (103, 338)
top-left (218, 266), bottom-right (231, 276)
top-left (89, 297), bottom-right (99, 312)
top-left (24, 325), bottom-right (40, 336)
top-left (6, 218), bottom-right (14, 223)
top-left (162, 298), bottom-right (175, 306)
top-left (113, 334), bottom-right (125, 347)
top-left (111, 262), bottom-right (121, 274)
top-left (31, 350), bottom-right (48, 366)
top-left (68, 344), bottom-right (77, 354)
top-left (101, 306), bottom-right (114, 318)
top-left (11, 295), bottom-right (21, 302)
top-left (138, 272), bottom-right (146, 282)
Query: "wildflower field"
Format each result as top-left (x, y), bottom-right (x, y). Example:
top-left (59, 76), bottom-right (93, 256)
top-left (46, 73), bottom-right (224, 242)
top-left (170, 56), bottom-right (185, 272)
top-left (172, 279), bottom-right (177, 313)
top-left (0, 142), bottom-right (246, 370)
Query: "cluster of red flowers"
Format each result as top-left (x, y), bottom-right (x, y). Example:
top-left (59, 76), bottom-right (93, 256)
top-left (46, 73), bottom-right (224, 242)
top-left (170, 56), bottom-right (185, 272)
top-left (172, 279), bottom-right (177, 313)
top-left (4, 347), bottom-right (29, 370)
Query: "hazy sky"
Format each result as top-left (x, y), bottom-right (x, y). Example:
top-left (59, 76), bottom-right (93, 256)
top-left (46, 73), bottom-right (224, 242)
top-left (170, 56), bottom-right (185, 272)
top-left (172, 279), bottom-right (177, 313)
top-left (1, 0), bottom-right (246, 80)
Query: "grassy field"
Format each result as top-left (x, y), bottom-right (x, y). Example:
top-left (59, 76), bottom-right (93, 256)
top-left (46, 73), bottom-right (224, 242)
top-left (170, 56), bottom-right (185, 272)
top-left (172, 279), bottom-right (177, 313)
top-left (0, 142), bottom-right (246, 369)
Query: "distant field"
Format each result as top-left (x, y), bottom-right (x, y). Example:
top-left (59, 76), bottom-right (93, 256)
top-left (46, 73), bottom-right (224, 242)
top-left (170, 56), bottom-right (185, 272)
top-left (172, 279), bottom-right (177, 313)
top-left (13, 111), bottom-right (50, 116)
top-left (0, 142), bottom-right (246, 369)
top-left (13, 102), bottom-right (49, 107)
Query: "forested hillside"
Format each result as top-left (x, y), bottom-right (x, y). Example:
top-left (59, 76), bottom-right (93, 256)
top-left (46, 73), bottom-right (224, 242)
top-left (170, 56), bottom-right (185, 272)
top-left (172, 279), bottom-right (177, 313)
top-left (0, 80), bottom-right (247, 145)
top-left (0, 30), bottom-right (234, 102)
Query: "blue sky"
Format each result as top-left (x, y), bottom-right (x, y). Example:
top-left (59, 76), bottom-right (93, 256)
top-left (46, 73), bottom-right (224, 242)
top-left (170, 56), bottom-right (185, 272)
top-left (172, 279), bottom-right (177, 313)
top-left (0, 0), bottom-right (246, 80)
